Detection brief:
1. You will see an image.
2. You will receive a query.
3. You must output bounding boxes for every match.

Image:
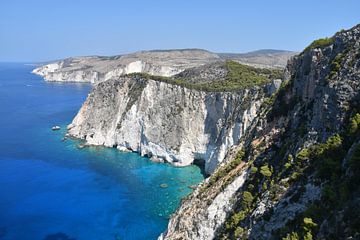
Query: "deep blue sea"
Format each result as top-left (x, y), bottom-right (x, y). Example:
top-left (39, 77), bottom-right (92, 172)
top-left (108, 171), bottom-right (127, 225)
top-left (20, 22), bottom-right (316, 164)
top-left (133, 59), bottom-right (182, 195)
top-left (0, 63), bottom-right (204, 240)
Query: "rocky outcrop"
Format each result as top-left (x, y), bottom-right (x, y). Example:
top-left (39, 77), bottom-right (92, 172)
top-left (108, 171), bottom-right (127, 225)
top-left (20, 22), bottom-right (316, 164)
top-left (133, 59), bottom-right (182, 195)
top-left (160, 24), bottom-right (360, 240)
top-left (32, 49), bottom-right (295, 84)
top-left (32, 49), bottom-right (222, 83)
top-left (67, 75), bottom-right (268, 174)
top-left (219, 49), bottom-right (297, 69)
top-left (159, 169), bottom-right (249, 240)
top-left (33, 20), bottom-right (360, 239)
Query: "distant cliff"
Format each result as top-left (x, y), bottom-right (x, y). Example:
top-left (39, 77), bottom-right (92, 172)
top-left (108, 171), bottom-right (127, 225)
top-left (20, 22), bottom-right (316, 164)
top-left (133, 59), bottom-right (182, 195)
top-left (219, 49), bottom-right (296, 69)
top-left (32, 49), bottom-right (295, 84)
top-left (32, 49), bottom-right (221, 83)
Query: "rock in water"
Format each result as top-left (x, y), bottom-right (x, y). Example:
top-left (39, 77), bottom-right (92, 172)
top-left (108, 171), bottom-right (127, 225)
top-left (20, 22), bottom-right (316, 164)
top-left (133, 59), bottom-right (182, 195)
top-left (51, 126), bottom-right (61, 131)
top-left (76, 144), bottom-right (86, 149)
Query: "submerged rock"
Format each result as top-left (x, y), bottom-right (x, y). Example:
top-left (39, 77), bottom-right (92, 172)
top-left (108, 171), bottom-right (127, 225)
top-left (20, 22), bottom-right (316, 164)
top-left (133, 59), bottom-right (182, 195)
top-left (188, 185), bottom-right (197, 190)
top-left (76, 144), bottom-right (86, 149)
top-left (43, 232), bottom-right (76, 240)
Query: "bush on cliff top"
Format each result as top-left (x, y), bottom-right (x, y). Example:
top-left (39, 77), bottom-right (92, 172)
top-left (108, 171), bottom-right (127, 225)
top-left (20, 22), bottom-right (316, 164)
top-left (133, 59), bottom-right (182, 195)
top-left (125, 61), bottom-right (281, 92)
top-left (304, 37), bottom-right (334, 52)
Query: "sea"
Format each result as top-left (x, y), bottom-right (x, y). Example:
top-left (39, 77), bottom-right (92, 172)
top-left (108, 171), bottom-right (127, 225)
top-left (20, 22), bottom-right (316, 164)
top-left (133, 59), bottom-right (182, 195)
top-left (0, 63), bottom-right (204, 240)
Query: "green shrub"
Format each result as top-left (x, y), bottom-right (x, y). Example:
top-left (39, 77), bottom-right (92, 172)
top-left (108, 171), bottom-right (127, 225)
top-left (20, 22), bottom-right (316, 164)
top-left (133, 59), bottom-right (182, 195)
top-left (314, 134), bottom-right (343, 180)
top-left (289, 171), bottom-right (301, 182)
top-left (285, 162), bottom-right (292, 169)
top-left (329, 53), bottom-right (345, 79)
top-left (297, 148), bottom-right (310, 161)
top-left (348, 144), bottom-right (360, 189)
top-left (226, 210), bottom-right (246, 229)
top-left (349, 113), bottom-right (360, 135)
top-left (225, 60), bottom-right (273, 88)
top-left (262, 181), bottom-right (268, 190)
top-left (234, 226), bottom-right (245, 238)
top-left (126, 61), bottom-right (281, 92)
top-left (206, 150), bottom-right (245, 187)
top-left (247, 183), bottom-right (255, 191)
top-left (260, 164), bottom-right (272, 177)
top-left (282, 232), bottom-right (300, 240)
top-left (304, 231), bottom-right (313, 240)
top-left (305, 37), bottom-right (334, 51)
top-left (303, 217), bottom-right (317, 231)
top-left (242, 191), bottom-right (254, 207)
top-left (331, 53), bottom-right (343, 72)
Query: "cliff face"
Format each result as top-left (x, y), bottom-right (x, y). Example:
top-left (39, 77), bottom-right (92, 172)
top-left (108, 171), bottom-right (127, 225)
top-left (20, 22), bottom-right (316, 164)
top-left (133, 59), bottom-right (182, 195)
top-left (32, 49), bottom-right (295, 84)
top-left (160, 24), bottom-right (360, 240)
top-left (68, 76), bottom-right (267, 174)
top-left (32, 49), bottom-right (222, 83)
top-left (35, 23), bottom-right (360, 239)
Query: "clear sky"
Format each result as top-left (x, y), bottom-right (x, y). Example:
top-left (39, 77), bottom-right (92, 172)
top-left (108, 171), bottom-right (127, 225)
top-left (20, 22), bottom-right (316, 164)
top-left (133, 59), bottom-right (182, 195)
top-left (0, 0), bottom-right (359, 62)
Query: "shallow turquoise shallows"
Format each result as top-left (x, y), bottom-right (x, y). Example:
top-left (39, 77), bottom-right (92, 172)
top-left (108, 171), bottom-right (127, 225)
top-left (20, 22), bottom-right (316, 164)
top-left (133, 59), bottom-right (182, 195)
top-left (0, 63), bottom-right (204, 240)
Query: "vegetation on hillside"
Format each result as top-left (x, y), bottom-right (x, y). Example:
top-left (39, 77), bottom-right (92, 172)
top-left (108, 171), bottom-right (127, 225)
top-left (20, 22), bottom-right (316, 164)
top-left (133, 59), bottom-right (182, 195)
top-left (304, 37), bottom-right (334, 52)
top-left (219, 108), bottom-right (360, 240)
top-left (125, 61), bottom-right (283, 92)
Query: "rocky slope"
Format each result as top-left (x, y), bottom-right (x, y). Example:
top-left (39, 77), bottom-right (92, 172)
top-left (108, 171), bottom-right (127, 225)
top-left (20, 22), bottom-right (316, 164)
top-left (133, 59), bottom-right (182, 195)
top-left (219, 49), bottom-right (297, 69)
top-left (67, 61), bottom-right (282, 174)
top-left (32, 49), bottom-right (294, 84)
top-left (160, 24), bottom-right (360, 239)
top-left (33, 22), bottom-right (360, 239)
top-left (32, 49), bottom-right (221, 83)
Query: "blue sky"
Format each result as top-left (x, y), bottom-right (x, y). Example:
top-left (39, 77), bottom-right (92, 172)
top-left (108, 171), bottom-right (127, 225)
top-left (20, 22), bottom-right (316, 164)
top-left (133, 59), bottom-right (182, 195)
top-left (0, 0), bottom-right (359, 62)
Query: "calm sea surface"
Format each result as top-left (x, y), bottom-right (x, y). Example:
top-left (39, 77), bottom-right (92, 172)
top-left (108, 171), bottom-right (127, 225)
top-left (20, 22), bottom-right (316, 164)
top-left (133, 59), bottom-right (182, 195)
top-left (0, 63), bottom-right (203, 240)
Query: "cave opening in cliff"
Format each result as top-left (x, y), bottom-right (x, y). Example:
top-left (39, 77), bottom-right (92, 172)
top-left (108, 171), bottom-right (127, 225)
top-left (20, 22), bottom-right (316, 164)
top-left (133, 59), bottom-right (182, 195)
top-left (192, 158), bottom-right (208, 177)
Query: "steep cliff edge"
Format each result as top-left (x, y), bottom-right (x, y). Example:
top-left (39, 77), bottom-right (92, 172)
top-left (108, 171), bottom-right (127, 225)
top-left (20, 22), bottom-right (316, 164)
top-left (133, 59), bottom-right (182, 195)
top-left (32, 49), bottom-right (295, 84)
top-left (160, 24), bottom-right (360, 239)
top-left (67, 61), bottom-right (281, 174)
top-left (32, 49), bottom-right (221, 83)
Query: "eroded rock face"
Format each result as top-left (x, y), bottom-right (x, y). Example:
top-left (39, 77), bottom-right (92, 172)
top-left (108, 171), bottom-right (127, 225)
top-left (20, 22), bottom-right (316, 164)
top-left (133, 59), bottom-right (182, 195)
top-left (68, 76), bottom-right (265, 174)
top-left (32, 49), bottom-right (296, 84)
top-left (159, 170), bottom-right (249, 240)
top-left (160, 24), bottom-right (360, 240)
top-left (32, 49), bottom-right (221, 83)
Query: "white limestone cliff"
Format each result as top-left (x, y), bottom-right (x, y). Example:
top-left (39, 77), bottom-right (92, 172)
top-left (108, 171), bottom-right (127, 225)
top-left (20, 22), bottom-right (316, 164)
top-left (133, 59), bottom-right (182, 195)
top-left (67, 77), bottom-right (265, 174)
top-left (159, 170), bottom-right (249, 240)
top-left (32, 49), bottom-right (221, 84)
top-left (32, 49), bottom-right (295, 84)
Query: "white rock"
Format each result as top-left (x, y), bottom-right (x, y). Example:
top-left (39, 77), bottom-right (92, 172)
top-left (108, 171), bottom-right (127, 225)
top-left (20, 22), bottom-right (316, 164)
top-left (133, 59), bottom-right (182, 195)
top-left (67, 77), bottom-right (263, 174)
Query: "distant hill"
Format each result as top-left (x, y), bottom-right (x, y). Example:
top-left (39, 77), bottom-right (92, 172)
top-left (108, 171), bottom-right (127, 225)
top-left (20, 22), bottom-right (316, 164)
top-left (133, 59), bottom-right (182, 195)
top-left (218, 49), bottom-right (297, 69)
top-left (32, 48), bottom-right (297, 84)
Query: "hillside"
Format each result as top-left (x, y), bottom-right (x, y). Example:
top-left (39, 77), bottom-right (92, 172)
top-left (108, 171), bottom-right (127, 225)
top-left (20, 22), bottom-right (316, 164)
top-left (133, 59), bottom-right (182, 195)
top-left (219, 49), bottom-right (297, 69)
top-left (160, 24), bottom-right (360, 240)
top-left (32, 49), bottom-right (295, 84)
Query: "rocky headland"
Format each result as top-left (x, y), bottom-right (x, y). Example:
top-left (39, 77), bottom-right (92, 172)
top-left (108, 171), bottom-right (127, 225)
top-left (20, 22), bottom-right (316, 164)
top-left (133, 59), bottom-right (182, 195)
top-left (34, 24), bottom-right (360, 240)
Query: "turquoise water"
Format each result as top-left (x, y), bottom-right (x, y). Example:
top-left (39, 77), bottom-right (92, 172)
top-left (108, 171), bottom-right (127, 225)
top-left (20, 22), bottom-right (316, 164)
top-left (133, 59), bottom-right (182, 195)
top-left (0, 63), bottom-right (204, 240)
